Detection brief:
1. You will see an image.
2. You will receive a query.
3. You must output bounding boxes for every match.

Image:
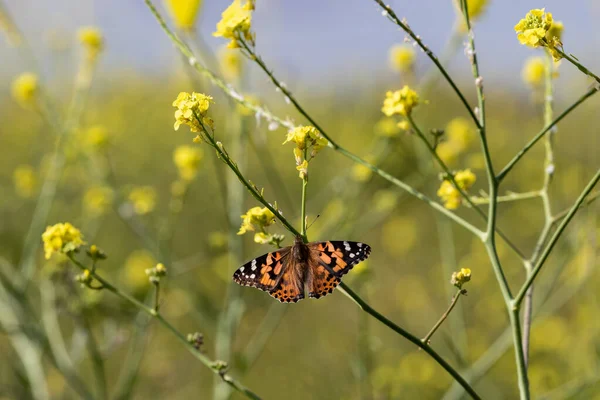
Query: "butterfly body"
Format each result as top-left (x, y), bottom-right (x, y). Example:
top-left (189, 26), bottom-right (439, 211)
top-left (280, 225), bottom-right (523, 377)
top-left (233, 236), bottom-right (370, 303)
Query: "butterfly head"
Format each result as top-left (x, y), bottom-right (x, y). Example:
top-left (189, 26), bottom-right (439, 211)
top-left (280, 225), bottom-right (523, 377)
top-left (292, 235), bottom-right (310, 262)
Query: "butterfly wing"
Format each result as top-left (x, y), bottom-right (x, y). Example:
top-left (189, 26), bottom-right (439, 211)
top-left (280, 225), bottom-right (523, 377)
top-left (233, 247), bottom-right (305, 303)
top-left (308, 241), bottom-right (371, 299)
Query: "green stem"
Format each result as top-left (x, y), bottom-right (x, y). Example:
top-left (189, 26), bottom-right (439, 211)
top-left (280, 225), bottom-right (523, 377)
top-left (300, 148), bottom-right (308, 239)
top-left (497, 87), bottom-right (598, 181)
top-left (421, 289), bottom-right (465, 344)
top-left (554, 46), bottom-right (600, 84)
top-left (66, 255), bottom-right (263, 400)
top-left (153, 282), bottom-right (160, 313)
top-left (513, 169), bottom-right (600, 306)
top-left (508, 308), bottom-right (531, 399)
top-left (470, 190), bottom-right (541, 205)
top-left (338, 282), bottom-right (482, 400)
top-left (371, 0), bottom-right (481, 129)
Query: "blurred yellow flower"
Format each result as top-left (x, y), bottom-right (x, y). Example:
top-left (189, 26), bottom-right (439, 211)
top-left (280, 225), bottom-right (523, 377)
top-left (238, 206), bottom-right (275, 235)
top-left (454, 0), bottom-right (488, 23)
top-left (42, 222), bottom-right (85, 259)
top-left (351, 163), bottom-right (373, 183)
top-left (13, 164), bottom-right (37, 198)
top-left (446, 117), bottom-right (475, 151)
top-left (213, 0), bottom-right (254, 49)
top-left (84, 125), bottom-right (110, 149)
top-left (437, 169), bottom-right (476, 209)
top-left (208, 231), bottom-right (228, 249)
top-left (165, 0), bottom-right (203, 31)
top-left (374, 117), bottom-right (400, 137)
top-left (173, 145), bottom-right (203, 181)
top-left (128, 186), bottom-right (157, 215)
top-left (172, 92), bottom-right (213, 133)
top-left (522, 57), bottom-right (546, 87)
top-left (388, 44), bottom-right (415, 73)
top-left (123, 250), bottom-right (156, 292)
top-left (372, 190), bottom-right (398, 213)
top-left (78, 26), bottom-right (104, 58)
top-left (218, 45), bottom-right (243, 81)
top-left (382, 86), bottom-right (419, 117)
top-left (398, 352), bottom-right (437, 383)
top-left (12, 72), bottom-right (38, 107)
top-left (236, 94), bottom-right (259, 117)
top-left (83, 185), bottom-right (114, 216)
top-left (547, 20), bottom-right (564, 42)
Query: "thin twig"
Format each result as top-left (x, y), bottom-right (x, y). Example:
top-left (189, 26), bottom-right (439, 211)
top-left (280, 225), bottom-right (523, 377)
top-left (421, 289), bottom-right (466, 344)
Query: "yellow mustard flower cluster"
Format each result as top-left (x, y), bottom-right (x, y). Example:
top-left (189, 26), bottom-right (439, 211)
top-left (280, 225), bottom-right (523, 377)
top-left (514, 9), bottom-right (563, 60)
top-left (451, 268), bottom-right (472, 289)
top-left (83, 185), bottom-right (114, 216)
top-left (436, 118), bottom-right (476, 166)
top-left (522, 57), bottom-right (547, 87)
top-left (238, 206), bottom-right (275, 235)
top-left (173, 145), bottom-right (203, 181)
top-left (173, 92), bottom-right (213, 137)
top-left (437, 169), bottom-right (476, 209)
top-left (12, 72), bottom-right (38, 108)
top-left (213, 0), bottom-right (255, 49)
top-left (128, 186), bottom-right (157, 215)
top-left (78, 26), bottom-right (104, 59)
top-left (42, 222), bottom-right (85, 259)
top-left (165, 0), bottom-right (203, 31)
top-left (283, 126), bottom-right (328, 179)
top-left (13, 165), bottom-right (37, 198)
top-left (382, 86), bottom-right (420, 119)
top-left (388, 45), bottom-right (415, 73)
top-left (238, 206), bottom-right (284, 246)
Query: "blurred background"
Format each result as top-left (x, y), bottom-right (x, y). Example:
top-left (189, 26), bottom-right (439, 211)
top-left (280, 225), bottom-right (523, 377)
top-left (1, 0), bottom-right (599, 399)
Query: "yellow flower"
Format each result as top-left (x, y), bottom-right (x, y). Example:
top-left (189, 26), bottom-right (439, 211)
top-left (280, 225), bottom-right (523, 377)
top-left (165, 0), bottom-right (203, 31)
top-left (374, 117), bottom-right (401, 137)
top-left (218, 45), bottom-right (243, 81)
top-left (382, 86), bottom-right (420, 117)
top-left (283, 126), bottom-right (328, 154)
top-left (173, 145), bottom-right (203, 180)
top-left (172, 92), bottom-right (213, 133)
top-left (123, 250), bottom-right (155, 292)
top-left (42, 222), bottom-right (85, 259)
top-left (514, 9), bottom-right (554, 48)
top-left (437, 169), bottom-right (476, 209)
top-left (351, 163), bottom-right (373, 183)
top-left (546, 20), bottom-right (563, 43)
top-left (78, 26), bottom-right (104, 59)
top-left (388, 44), bottom-right (415, 73)
top-left (522, 57), bottom-right (546, 87)
top-left (454, 0), bottom-right (488, 24)
top-left (446, 118), bottom-right (475, 151)
top-left (238, 206), bottom-right (275, 235)
top-left (83, 186), bottom-right (114, 216)
top-left (128, 186), bottom-right (157, 215)
top-left (451, 267), bottom-right (472, 288)
top-left (84, 125), bottom-right (109, 149)
top-left (13, 165), bottom-right (37, 198)
top-left (213, 0), bottom-right (254, 49)
top-left (296, 159), bottom-right (308, 179)
top-left (12, 72), bottom-right (38, 107)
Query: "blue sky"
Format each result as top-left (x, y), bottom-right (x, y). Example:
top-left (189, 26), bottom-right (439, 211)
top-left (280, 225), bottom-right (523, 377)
top-left (2, 0), bottom-right (600, 89)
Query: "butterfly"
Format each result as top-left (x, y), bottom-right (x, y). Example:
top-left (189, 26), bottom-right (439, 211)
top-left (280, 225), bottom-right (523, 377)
top-left (233, 235), bottom-right (371, 303)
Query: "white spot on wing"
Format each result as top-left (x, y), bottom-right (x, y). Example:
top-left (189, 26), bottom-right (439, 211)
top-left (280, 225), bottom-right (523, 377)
top-left (343, 241), bottom-right (351, 251)
top-left (250, 274), bottom-right (255, 279)
top-left (240, 266), bottom-right (245, 272)
top-left (350, 253), bottom-right (355, 258)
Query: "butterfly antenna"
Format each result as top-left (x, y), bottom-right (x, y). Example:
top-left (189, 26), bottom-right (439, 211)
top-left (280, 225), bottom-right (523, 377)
top-left (306, 214), bottom-right (320, 232)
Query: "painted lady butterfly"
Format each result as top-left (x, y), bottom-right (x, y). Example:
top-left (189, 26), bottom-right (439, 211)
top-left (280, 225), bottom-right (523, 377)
top-left (233, 236), bottom-right (371, 303)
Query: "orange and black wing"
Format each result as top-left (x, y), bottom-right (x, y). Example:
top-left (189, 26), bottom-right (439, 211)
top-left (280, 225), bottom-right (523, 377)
top-left (233, 248), bottom-right (305, 303)
top-left (308, 241), bottom-right (371, 299)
